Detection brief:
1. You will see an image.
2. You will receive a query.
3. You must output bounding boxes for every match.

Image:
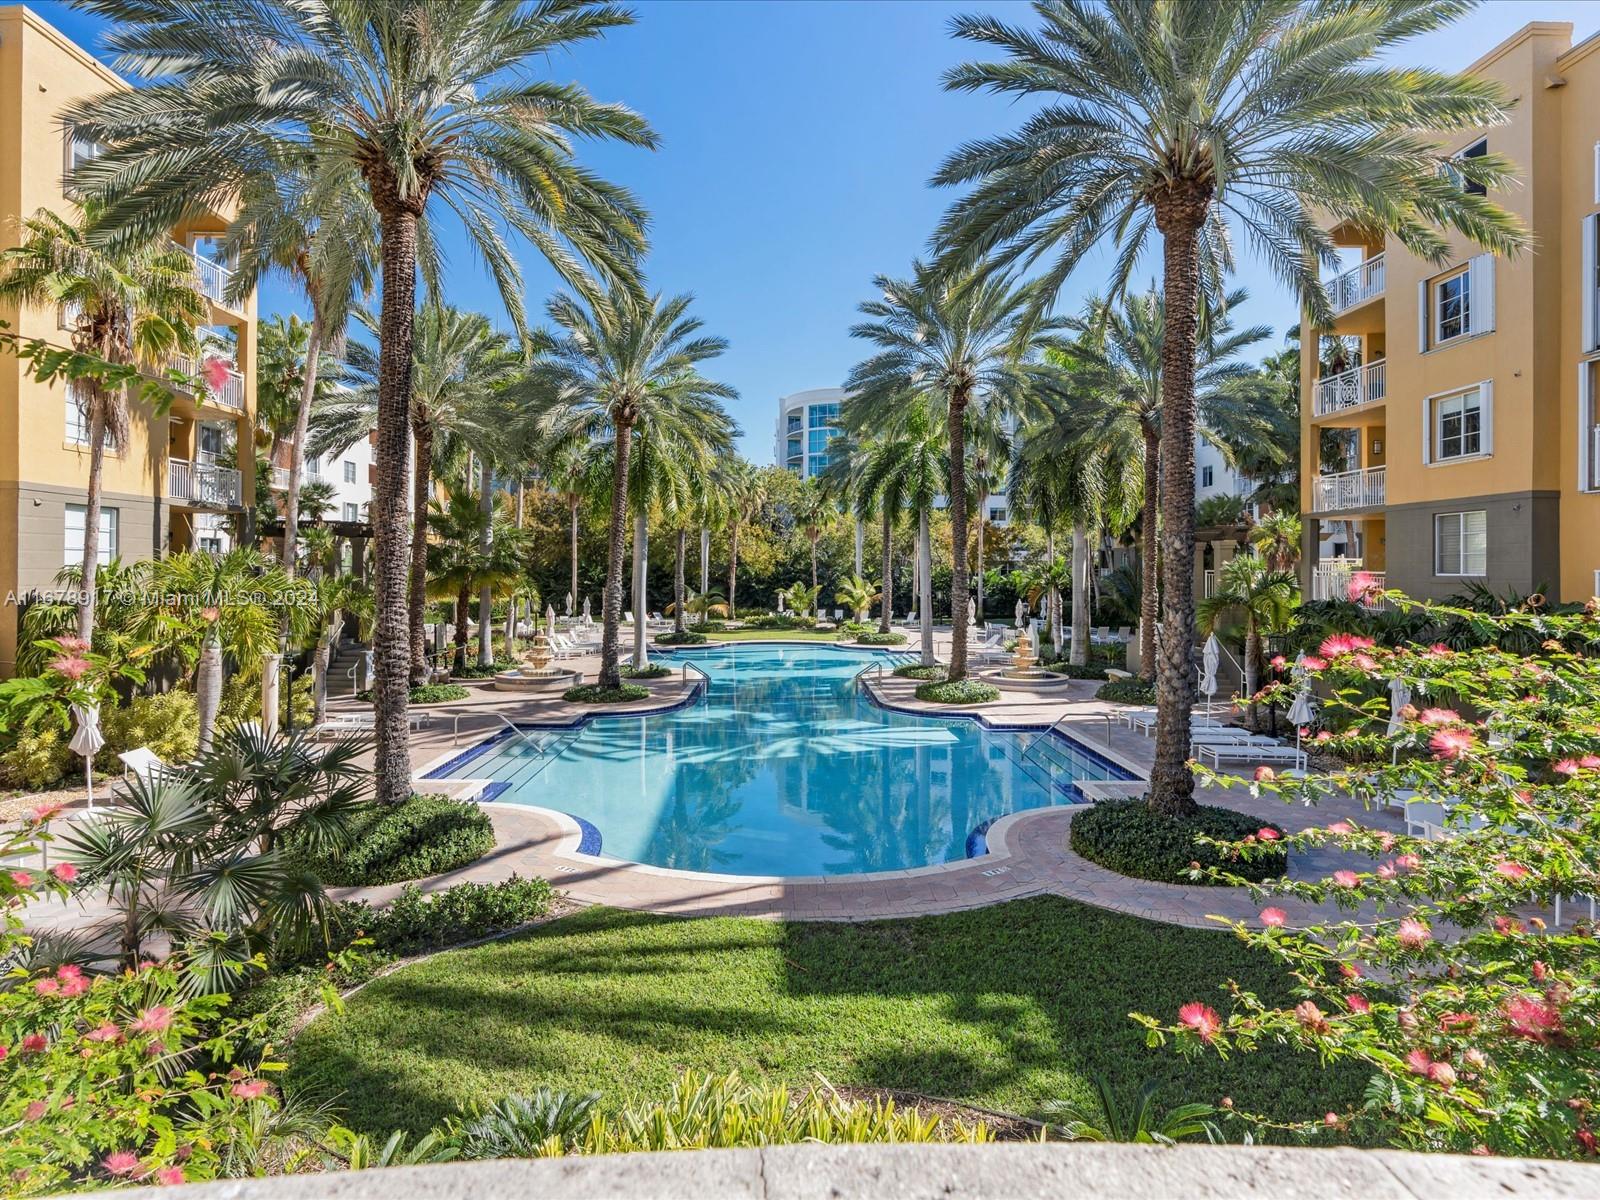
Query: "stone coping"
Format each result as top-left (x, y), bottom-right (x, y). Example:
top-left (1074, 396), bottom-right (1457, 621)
top-left (161, 1142), bottom-right (1594, 1199)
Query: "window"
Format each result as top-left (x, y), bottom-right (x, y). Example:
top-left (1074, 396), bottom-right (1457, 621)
top-left (341, 502), bottom-right (359, 522)
top-left (989, 506), bottom-right (1006, 523)
top-left (1430, 384), bottom-right (1490, 462)
top-left (306, 455), bottom-right (322, 479)
top-left (63, 134), bottom-right (101, 186)
top-left (1583, 213), bottom-right (1600, 354)
top-left (1435, 510), bottom-right (1487, 577)
top-left (807, 403), bottom-right (839, 428)
top-left (64, 385), bottom-right (115, 449)
top-left (1436, 270), bottom-right (1470, 343)
top-left (1457, 138), bottom-right (1487, 197)
top-left (1422, 256), bottom-right (1495, 351)
top-left (807, 427), bottom-right (836, 455)
top-left (1582, 360), bottom-right (1600, 491)
top-left (343, 460), bottom-right (357, 483)
top-left (64, 504), bottom-right (117, 567)
top-left (1201, 465), bottom-right (1214, 487)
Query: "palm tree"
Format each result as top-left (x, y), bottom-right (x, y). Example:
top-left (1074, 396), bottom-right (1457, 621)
top-left (1008, 448), bottom-right (1075, 653)
top-left (719, 462), bottom-right (769, 625)
top-left (792, 479), bottom-right (830, 592)
top-left (935, 0), bottom-right (1529, 813)
top-left (521, 291), bottom-right (736, 689)
top-left (1250, 511), bottom-right (1304, 573)
top-left (1197, 552), bottom-right (1299, 723)
top-left (0, 203), bottom-right (206, 640)
top-left (966, 401), bottom-right (1011, 624)
top-left (426, 480), bottom-right (526, 676)
top-left (847, 263), bottom-right (1053, 682)
top-left (544, 440), bottom-right (598, 619)
top-left (835, 575), bottom-right (881, 623)
top-left (855, 412), bottom-right (947, 666)
top-left (69, 0), bottom-right (656, 805)
top-left (1036, 290), bottom-right (1275, 685)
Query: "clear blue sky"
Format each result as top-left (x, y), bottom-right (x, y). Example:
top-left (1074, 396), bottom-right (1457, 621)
top-left (30, 0), bottom-right (1600, 461)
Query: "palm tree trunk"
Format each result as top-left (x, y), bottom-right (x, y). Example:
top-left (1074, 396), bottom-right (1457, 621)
top-left (79, 398), bottom-right (106, 640)
top-left (699, 525), bottom-right (710, 602)
top-left (918, 508), bottom-right (934, 668)
top-left (196, 633), bottom-right (222, 755)
top-left (810, 533), bottom-right (818, 591)
top-left (946, 390), bottom-right (970, 681)
top-left (854, 518), bottom-right (864, 578)
top-left (1244, 624), bottom-right (1261, 725)
top-left (975, 488), bottom-right (987, 626)
top-left (674, 528), bottom-right (687, 634)
top-left (880, 507), bottom-right (893, 634)
top-left (312, 630), bottom-right (331, 724)
top-left (453, 591), bottom-right (469, 676)
top-left (371, 209), bottom-right (419, 807)
top-left (727, 522), bottom-right (739, 618)
top-left (632, 509), bottom-right (649, 669)
top-left (408, 421), bottom-right (432, 687)
top-left (477, 454), bottom-right (493, 668)
top-left (1070, 522), bottom-right (1089, 666)
top-left (570, 496), bottom-right (581, 617)
top-left (281, 307), bottom-right (324, 575)
top-left (598, 419), bottom-right (633, 690)
top-left (1139, 426), bottom-right (1160, 683)
top-left (1149, 198), bottom-right (1207, 817)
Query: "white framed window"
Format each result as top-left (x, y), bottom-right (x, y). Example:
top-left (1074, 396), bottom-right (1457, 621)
top-left (196, 422), bottom-right (227, 466)
top-left (1201, 465), bottom-right (1214, 487)
top-left (1581, 359), bottom-right (1600, 492)
top-left (63, 133), bottom-right (101, 182)
top-left (64, 384), bottom-right (115, 449)
top-left (988, 506), bottom-right (1006, 523)
top-left (1435, 510), bottom-right (1487, 577)
top-left (341, 502), bottom-right (358, 522)
top-left (1583, 213), bottom-right (1600, 354)
top-left (306, 455), bottom-right (322, 479)
top-left (1421, 255), bottom-right (1495, 351)
top-left (64, 504), bottom-right (117, 568)
top-left (1425, 382), bottom-right (1492, 464)
top-left (1435, 270), bottom-right (1469, 343)
top-left (343, 460), bottom-right (357, 483)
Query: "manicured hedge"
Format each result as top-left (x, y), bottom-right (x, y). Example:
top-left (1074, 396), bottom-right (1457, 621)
top-left (564, 683), bottom-right (650, 704)
top-left (855, 631), bottom-right (908, 646)
top-left (893, 664), bottom-right (945, 680)
top-left (315, 794), bottom-right (495, 886)
top-left (409, 683), bottom-right (471, 703)
top-left (915, 679), bottom-right (1000, 705)
top-left (654, 631), bottom-right (707, 645)
top-left (1043, 662), bottom-right (1108, 680)
top-left (1096, 678), bottom-right (1156, 705)
top-left (621, 663), bottom-right (672, 679)
top-left (1070, 798), bottom-right (1285, 885)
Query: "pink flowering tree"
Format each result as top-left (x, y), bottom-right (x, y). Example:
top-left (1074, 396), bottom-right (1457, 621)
top-left (0, 813), bottom-right (312, 1194)
top-left (1134, 595), bottom-right (1600, 1159)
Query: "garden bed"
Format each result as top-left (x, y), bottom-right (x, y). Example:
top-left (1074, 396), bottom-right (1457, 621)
top-left (563, 683), bottom-right (650, 704)
top-left (1069, 799), bottom-right (1286, 885)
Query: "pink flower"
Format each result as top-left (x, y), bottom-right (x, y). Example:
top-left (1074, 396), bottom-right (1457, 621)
top-left (23, 1100), bottom-right (48, 1121)
top-left (28, 802), bottom-right (62, 824)
top-left (1532, 960), bottom-right (1549, 982)
top-left (1396, 918), bottom-right (1432, 949)
top-left (1427, 1061), bottom-right (1457, 1086)
top-left (1405, 1048), bottom-right (1434, 1075)
top-left (1294, 1000), bottom-right (1330, 1034)
top-left (1350, 653), bottom-right (1378, 673)
top-left (1494, 860), bottom-right (1529, 881)
top-left (54, 636), bottom-right (89, 654)
top-left (1301, 655), bottom-right (1327, 671)
top-left (1314, 729), bottom-right (1333, 743)
top-left (1418, 708), bottom-right (1461, 727)
top-left (1253, 765), bottom-right (1275, 782)
top-left (1324, 1111), bottom-right (1340, 1127)
top-left (230, 1079), bottom-right (271, 1100)
top-left (1377, 862), bottom-right (1398, 879)
top-left (19, 1034), bottom-right (46, 1054)
top-left (50, 863), bottom-right (78, 883)
top-left (1395, 853), bottom-right (1421, 871)
top-left (85, 1023), bottom-right (121, 1043)
top-left (1326, 821), bottom-right (1354, 835)
top-left (1260, 907), bottom-right (1287, 927)
top-left (200, 606), bottom-right (220, 624)
top-left (1269, 655), bottom-right (1287, 670)
top-left (102, 1151), bottom-right (140, 1178)
top-left (48, 654), bottom-right (91, 681)
top-left (1332, 870), bottom-right (1359, 889)
top-left (9, 870), bottom-right (33, 888)
top-left (1502, 994), bottom-right (1563, 1042)
top-left (130, 1006), bottom-right (174, 1035)
top-left (1178, 1002), bottom-right (1222, 1043)
top-left (1424, 643), bottom-right (1453, 658)
top-left (1494, 915), bottom-right (1523, 934)
top-left (1580, 755), bottom-right (1600, 769)
top-left (33, 978), bottom-right (59, 996)
top-left (156, 1167), bottom-right (185, 1186)
top-left (1318, 633), bottom-right (1360, 658)
top-left (1346, 994), bottom-right (1371, 1014)
top-left (1430, 727), bottom-right (1474, 760)
top-left (1553, 759), bottom-right (1580, 777)
top-left (1347, 572), bottom-right (1383, 604)
top-left (1257, 827), bottom-right (1280, 842)
top-left (202, 355), bottom-right (231, 392)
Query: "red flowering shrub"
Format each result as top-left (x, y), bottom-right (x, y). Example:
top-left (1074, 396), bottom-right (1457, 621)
top-left (1137, 596), bottom-right (1600, 1159)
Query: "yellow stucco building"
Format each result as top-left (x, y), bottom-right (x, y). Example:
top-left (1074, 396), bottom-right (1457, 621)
top-left (0, 5), bottom-right (257, 674)
top-left (1302, 20), bottom-right (1600, 606)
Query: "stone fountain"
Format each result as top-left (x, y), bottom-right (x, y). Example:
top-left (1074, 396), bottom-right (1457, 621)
top-left (978, 619), bottom-right (1073, 693)
top-left (494, 605), bottom-right (581, 693)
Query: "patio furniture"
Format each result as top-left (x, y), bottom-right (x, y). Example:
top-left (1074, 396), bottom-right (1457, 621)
top-left (1194, 742), bottom-right (1308, 770)
top-left (118, 747), bottom-right (174, 785)
top-left (1115, 626), bottom-right (1132, 641)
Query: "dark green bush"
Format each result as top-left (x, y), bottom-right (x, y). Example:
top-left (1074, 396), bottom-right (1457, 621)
top-left (452, 657), bottom-right (517, 680)
top-left (654, 631), bottom-right (707, 645)
top-left (621, 663), bottom-right (672, 679)
top-left (1042, 661), bottom-right (1108, 680)
top-left (353, 876), bottom-right (556, 955)
top-left (409, 683), bottom-right (471, 703)
top-left (915, 679), bottom-right (1000, 705)
top-left (893, 664), bottom-right (945, 680)
top-left (315, 795), bottom-right (494, 886)
top-left (855, 631), bottom-right (908, 646)
top-left (1070, 799), bottom-right (1285, 885)
top-left (564, 683), bottom-right (649, 704)
top-left (744, 614), bottom-right (817, 631)
top-left (1096, 678), bottom-right (1156, 704)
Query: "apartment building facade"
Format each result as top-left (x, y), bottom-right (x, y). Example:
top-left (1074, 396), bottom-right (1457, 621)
top-left (1301, 21), bottom-right (1600, 606)
top-left (0, 5), bottom-right (258, 673)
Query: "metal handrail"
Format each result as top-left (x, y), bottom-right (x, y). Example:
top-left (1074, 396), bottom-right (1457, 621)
top-left (851, 661), bottom-right (886, 693)
top-left (1024, 711), bottom-right (1075, 760)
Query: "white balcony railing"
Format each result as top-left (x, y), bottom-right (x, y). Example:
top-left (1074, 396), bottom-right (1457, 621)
top-left (1202, 569), bottom-right (1216, 598)
top-left (1313, 465), bottom-right (1386, 513)
top-left (271, 466), bottom-right (291, 490)
top-left (210, 366), bottom-right (245, 410)
top-left (1311, 558), bottom-right (1387, 608)
top-left (1328, 253), bottom-right (1385, 315)
top-left (1314, 359), bottom-right (1387, 416)
top-left (168, 458), bottom-right (242, 508)
top-left (171, 241), bottom-right (237, 308)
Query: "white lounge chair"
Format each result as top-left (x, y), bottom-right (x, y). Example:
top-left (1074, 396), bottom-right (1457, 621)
top-left (118, 747), bottom-right (173, 785)
top-left (1194, 742), bottom-right (1307, 770)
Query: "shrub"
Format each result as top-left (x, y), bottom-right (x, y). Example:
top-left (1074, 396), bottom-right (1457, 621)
top-left (621, 663), bottom-right (672, 679)
top-left (893, 664), bottom-right (945, 681)
top-left (453, 656), bottom-right (518, 680)
top-left (655, 631), bottom-right (707, 645)
top-left (347, 875), bottom-right (556, 955)
top-left (1096, 678), bottom-right (1156, 705)
top-left (409, 683), bottom-right (471, 704)
top-left (97, 690), bottom-right (198, 771)
top-left (0, 726), bottom-right (72, 791)
top-left (564, 683), bottom-right (649, 704)
top-left (855, 631), bottom-right (907, 646)
top-left (744, 614), bottom-right (817, 631)
top-left (313, 794), bottom-right (493, 886)
top-left (1042, 661), bottom-right (1108, 680)
top-left (915, 679), bottom-right (1000, 705)
top-left (1070, 799), bottom-right (1285, 885)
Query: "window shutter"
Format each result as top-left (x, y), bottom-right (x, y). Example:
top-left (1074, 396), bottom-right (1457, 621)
top-left (1478, 379), bottom-right (1493, 457)
top-left (1421, 392), bottom-right (1433, 465)
top-left (1436, 515), bottom-right (1459, 575)
top-left (1584, 214), bottom-right (1598, 353)
top-left (1583, 362), bottom-right (1596, 492)
top-left (1469, 254), bottom-right (1496, 334)
top-left (1418, 279), bottom-right (1430, 353)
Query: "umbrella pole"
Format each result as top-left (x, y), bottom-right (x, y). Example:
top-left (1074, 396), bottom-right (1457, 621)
top-left (85, 757), bottom-right (94, 812)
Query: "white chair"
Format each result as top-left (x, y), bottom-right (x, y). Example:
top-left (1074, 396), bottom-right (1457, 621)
top-left (1194, 742), bottom-right (1308, 770)
top-left (118, 747), bottom-right (172, 785)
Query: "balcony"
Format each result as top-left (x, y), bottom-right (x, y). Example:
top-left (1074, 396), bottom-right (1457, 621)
top-left (1312, 465), bottom-right (1386, 513)
top-left (168, 458), bottom-right (242, 508)
top-left (271, 466), bottom-right (292, 490)
top-left (1328, 252), bottom-right (1385, 315)
top-left (171, 240), bottom-right (238, 309)
top-left (1311, 558), bottom-right (1386, 607)
top-left (1314, 359), bottom-right (1386, 417)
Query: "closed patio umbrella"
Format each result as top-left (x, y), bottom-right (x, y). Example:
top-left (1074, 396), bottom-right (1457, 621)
top-left (564, 591), bottom-right (573, 617)
top-left (1288, 678), bottom-right (1316, 754)
top-left (1200, 634), bottom-right (1221, 715)
top-left (68, 703), bottom-right (105, 811)
top-left (1386, 676), bottom-right (1412, 737)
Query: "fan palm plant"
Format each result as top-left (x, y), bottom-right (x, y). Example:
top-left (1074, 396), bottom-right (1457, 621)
top-left (519, 289), bottom-right (735, 688)
top-left (0, 203), bottom-right (207, 641)
top-left (66, 0), bottom-right (655, 805)
top-left (1250, 510), bottom-right (1304, 573)
top-left (847, 263), bottom-right (1055, 682)
top-left (1197, 551), bottom-right (1299, 722)
top-left (935, 0), bottom-right (1529, 813)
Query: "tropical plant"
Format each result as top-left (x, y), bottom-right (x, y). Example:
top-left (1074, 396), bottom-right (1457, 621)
top-left (934, 0), bottom-right (1528, 814)
top-left (1196, 493), bottom-right (1248, 528)
top-left (1250, 510), bottom-right (1303, 573)
top-left (1044, 1076), bottom-right (1219, 1145)
top-left (66, 0), bottom-right (657, 806)
top-left (0, 202), bottom-right (206, 640)
top-left (521, 291), bottom-right (735, 688)
top-left (1196, 552), bottom-right (1298, 719)
top-left (847, 263), bottom-right (1055, 682)
top-left (779, 582), bottom-right (822, 619)
top-left (791, 479), bottom-right (831, 591)
top-left (720, 461), bottom-right (770, 625)
top-left (426, 480), bottom-right (527, 676)
top-left (835, 575), bottom-right (881, 623)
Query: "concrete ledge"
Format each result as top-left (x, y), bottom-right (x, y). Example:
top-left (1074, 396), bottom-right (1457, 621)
top-left (166, 1142), bottom-right (1592, 1199)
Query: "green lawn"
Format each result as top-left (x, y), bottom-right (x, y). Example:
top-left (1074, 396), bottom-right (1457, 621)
top-left (288, 899), bottom-right (1361, 1136)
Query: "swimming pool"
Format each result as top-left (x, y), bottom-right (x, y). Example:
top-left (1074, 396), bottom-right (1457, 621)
top-left (426, 642), bottom-right (1132, 878)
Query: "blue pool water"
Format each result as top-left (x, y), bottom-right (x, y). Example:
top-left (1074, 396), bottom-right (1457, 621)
top-left (428, 643), bottom-right (1131, 877)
